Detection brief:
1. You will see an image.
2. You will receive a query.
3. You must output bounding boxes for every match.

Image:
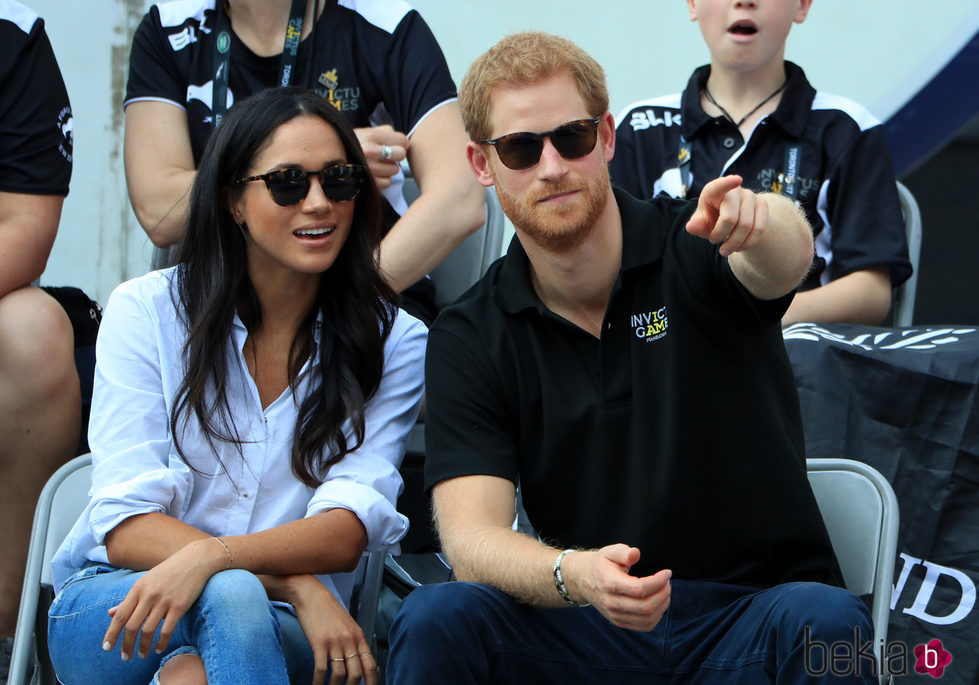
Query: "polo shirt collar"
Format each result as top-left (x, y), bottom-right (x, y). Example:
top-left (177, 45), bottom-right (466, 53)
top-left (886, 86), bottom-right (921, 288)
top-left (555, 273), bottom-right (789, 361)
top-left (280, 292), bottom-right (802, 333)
top-left (494, 187), bottom-right (666, 315)
top-left (616, 186), bottom-right (666, 271)
top-left (680, 64), bottom-right (715, 139)
top-left (681, 61), bottom-right (816, 140)
top-left (766, 61), bottom-right (815, 139)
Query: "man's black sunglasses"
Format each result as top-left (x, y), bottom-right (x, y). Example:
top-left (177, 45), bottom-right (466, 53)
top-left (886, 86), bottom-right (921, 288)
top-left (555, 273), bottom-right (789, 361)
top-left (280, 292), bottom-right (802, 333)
top-left (477, 117), bottom-right (601, 170)
top-left (235, 163), bottom-right (365, 207)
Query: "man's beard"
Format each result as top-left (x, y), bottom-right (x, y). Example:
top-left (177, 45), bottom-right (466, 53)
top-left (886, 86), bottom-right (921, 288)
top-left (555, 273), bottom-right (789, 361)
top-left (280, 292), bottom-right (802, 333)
top-left (495, 163), bottom-right (611, 253)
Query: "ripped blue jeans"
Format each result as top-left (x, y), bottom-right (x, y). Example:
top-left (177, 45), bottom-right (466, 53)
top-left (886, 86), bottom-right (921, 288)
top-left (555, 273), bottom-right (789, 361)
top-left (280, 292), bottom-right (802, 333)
top-left (48, 565), bottom-right (314, 684)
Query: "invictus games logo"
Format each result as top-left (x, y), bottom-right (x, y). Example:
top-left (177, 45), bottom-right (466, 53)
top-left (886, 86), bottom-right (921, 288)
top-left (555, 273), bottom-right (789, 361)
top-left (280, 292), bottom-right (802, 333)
top-left (318, 68), bottom-right (360, 113)
top-left (804, 626), bottom-right (953, 679)
top-left (630, 307), bottom-right (669, 342)
top-left (757, 167), bottom-right (817, 201)
top-left (56, 106), bottom-right (73, 162)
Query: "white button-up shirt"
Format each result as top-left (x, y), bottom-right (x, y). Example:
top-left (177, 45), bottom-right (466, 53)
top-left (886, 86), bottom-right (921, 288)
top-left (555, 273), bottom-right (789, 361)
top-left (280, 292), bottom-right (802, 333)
top-left (52, 269), bottom-right (426, 605)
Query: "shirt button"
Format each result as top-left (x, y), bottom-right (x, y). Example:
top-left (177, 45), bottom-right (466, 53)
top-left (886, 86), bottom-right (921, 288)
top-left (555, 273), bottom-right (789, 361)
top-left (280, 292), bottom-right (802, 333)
top-left (723, 137), bottom-right (736, 149)
top-left (243, 491), bottom-right (249, 498)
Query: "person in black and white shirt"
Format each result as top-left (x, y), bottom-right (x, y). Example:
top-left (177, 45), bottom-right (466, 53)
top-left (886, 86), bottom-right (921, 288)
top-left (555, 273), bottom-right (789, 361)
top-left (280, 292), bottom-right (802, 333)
top-left (611, 0), bottom-right (911, 326)
top-left (125, 0), bottom-right (485, 324)
top-left (0, 0), bottom-right (80, 676)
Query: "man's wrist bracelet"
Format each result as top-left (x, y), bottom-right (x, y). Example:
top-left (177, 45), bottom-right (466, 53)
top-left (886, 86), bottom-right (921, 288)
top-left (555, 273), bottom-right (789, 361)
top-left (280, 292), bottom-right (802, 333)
top-left (553, 549), bottom-right (589, 607)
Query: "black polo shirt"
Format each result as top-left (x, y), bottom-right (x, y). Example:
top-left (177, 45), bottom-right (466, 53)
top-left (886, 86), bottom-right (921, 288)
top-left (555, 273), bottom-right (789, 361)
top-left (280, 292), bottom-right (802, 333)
top-left (425, 188), bottom-right (841, 588)
top-left (610, 61), bottom-right (911, 291)
top-left (0, 2), bottom-right (72, 196)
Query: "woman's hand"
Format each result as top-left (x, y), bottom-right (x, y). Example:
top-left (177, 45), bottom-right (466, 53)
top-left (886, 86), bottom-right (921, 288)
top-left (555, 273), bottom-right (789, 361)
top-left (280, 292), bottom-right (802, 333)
top-left (287, 575), bottom-right (377, 685)
top-left (102, 537), bottom-right (227, 661)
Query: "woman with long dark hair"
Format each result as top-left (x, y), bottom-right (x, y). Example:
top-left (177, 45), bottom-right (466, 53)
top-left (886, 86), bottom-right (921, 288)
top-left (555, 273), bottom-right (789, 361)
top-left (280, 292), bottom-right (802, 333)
top-left (46, 87), bottom-right (425, 685)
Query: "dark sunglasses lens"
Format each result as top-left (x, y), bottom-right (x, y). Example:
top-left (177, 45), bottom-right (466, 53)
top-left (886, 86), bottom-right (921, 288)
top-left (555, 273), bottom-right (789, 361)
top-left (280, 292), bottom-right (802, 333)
top-left (320, 165), bottom-right (361, 202)
top-left (266, 169), bottom-right (309, 206)
top-left (496, 134), bottom-right (544, 170)
top-left (551, 121), bottom-right (598, 160)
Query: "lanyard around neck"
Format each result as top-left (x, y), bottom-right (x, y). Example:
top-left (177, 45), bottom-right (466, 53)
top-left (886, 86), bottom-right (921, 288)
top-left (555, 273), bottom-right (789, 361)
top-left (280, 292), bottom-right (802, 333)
top-left (211, 0), bottom-right (307, 129)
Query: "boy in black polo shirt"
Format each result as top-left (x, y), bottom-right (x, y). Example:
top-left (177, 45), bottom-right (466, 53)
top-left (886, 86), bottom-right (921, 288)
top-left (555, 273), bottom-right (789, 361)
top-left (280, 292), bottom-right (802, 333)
top-left (611, 0), bottom-right (911, 326)
top-left (386, 31), bottom-right (876, 684)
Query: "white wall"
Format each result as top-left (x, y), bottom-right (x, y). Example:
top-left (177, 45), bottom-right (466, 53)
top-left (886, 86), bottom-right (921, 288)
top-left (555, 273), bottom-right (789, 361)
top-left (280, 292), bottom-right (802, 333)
top-left (28, 0), bottom-right (979, 304)
top-left (410, 0), bottom-right (979, 123)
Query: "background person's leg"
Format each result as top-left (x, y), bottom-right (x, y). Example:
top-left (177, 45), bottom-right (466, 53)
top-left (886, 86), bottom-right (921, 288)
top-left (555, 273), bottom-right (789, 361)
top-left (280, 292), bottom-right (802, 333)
top-left (0, 288), bottom-right (79, 642)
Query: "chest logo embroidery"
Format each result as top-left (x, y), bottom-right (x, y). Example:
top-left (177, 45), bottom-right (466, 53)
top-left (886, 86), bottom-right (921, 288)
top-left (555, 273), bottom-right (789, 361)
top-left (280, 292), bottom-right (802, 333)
top-left (630, 307), bottom-right (669, 342)
top-left (317, 68), bottom-right (361, 113)
top-left (168, 26), bottom-right (198, 52)
top-left (629, 109), bottom-right (681, 131)
top-left (757, 168), bottom-right (818, 201)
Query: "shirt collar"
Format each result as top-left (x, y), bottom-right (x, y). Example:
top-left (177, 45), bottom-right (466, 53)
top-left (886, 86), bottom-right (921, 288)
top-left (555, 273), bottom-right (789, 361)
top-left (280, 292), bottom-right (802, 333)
top-left (766, 61), bottom-right (815, 138)
top-left (681, 61), bottom-right (815, 140)
top-left (230, 309), bottom-right (324, 352)
top-left (494, 187), bottom-right (667, 315)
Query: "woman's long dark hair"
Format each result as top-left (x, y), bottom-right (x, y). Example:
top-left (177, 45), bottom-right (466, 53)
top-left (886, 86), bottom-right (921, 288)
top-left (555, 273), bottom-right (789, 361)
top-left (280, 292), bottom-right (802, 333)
top-left (171, 86), bottom-right (398, 487)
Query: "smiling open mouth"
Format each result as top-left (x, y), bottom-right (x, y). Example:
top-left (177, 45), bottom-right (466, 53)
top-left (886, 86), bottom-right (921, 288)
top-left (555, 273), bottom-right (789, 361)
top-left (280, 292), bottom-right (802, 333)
top-left (294, 227), bottom-right (335, 237)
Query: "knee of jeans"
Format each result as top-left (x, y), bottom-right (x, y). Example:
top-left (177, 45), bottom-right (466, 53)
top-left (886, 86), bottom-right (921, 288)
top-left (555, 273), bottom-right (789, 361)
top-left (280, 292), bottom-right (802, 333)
top-left (391, 582), bottom-right (489, 643)
top-left (198, 570), bottom-right (274, 622)
top-left (778, 583), bottom-right (872, 643)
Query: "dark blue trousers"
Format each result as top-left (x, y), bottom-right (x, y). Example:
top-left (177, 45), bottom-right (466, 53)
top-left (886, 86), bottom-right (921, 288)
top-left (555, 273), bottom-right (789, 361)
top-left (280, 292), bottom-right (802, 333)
top-left (387, 579), bottom-right (878, 684)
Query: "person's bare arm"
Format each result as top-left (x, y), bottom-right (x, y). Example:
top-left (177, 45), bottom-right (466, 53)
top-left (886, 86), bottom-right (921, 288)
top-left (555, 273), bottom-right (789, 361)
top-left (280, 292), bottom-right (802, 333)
top-left (376, 103), bottom-right (485, 292)
top-left (434, 474), bottom-right (671, 631)
top-left (102, 508), bottom-right (368, 661)
top-left (123, 100), bottom-right (197, 248)
top-left (0, 191), bottom-right (63, 297)
top-left (686, 175), bottom-right (814, 300)
top-left (782, 266), bottom-right (891, 325)
top-left (105, 507), bottom-right (367, 575)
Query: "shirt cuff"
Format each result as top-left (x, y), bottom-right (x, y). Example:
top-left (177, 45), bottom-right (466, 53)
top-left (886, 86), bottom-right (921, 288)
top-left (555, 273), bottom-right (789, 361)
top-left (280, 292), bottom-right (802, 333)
top-left (88, 462), bottom-right (192, 545)
top-left (307, 480), bottom-right (409, 552)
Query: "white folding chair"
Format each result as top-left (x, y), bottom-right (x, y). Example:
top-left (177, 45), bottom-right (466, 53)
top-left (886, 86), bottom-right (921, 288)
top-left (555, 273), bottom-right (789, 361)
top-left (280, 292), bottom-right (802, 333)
top-left (430, 186), bottom-right (505, 308)
top-left (401, 173), bottom-right (505, 309)
top-left (806, 458), bottom-right (899, 682)
top-left (9, 453), bottom-right (92, 685)
top-left (893, 181), bottom-right (922, 327)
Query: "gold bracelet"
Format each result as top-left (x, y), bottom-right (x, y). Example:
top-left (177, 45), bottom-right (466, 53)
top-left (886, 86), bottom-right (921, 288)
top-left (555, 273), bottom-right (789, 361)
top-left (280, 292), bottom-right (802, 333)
top-left (212, 536), bottom-right (232, 570)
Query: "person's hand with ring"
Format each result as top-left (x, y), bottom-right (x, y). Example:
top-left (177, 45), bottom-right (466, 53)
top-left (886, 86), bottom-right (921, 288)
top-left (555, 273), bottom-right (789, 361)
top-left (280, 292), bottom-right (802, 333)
top-left (354, 124), bottom-right (408, 189)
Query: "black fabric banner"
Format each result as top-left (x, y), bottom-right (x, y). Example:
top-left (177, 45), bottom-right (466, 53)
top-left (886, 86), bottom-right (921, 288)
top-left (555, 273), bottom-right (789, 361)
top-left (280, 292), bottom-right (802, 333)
top-left (784, 322), bottom-right (979, 683)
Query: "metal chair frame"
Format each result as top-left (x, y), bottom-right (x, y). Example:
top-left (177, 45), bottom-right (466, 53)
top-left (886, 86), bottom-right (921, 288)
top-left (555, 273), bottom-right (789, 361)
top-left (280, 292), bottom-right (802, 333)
top-left (806, 457), bottom-right (900, 683)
